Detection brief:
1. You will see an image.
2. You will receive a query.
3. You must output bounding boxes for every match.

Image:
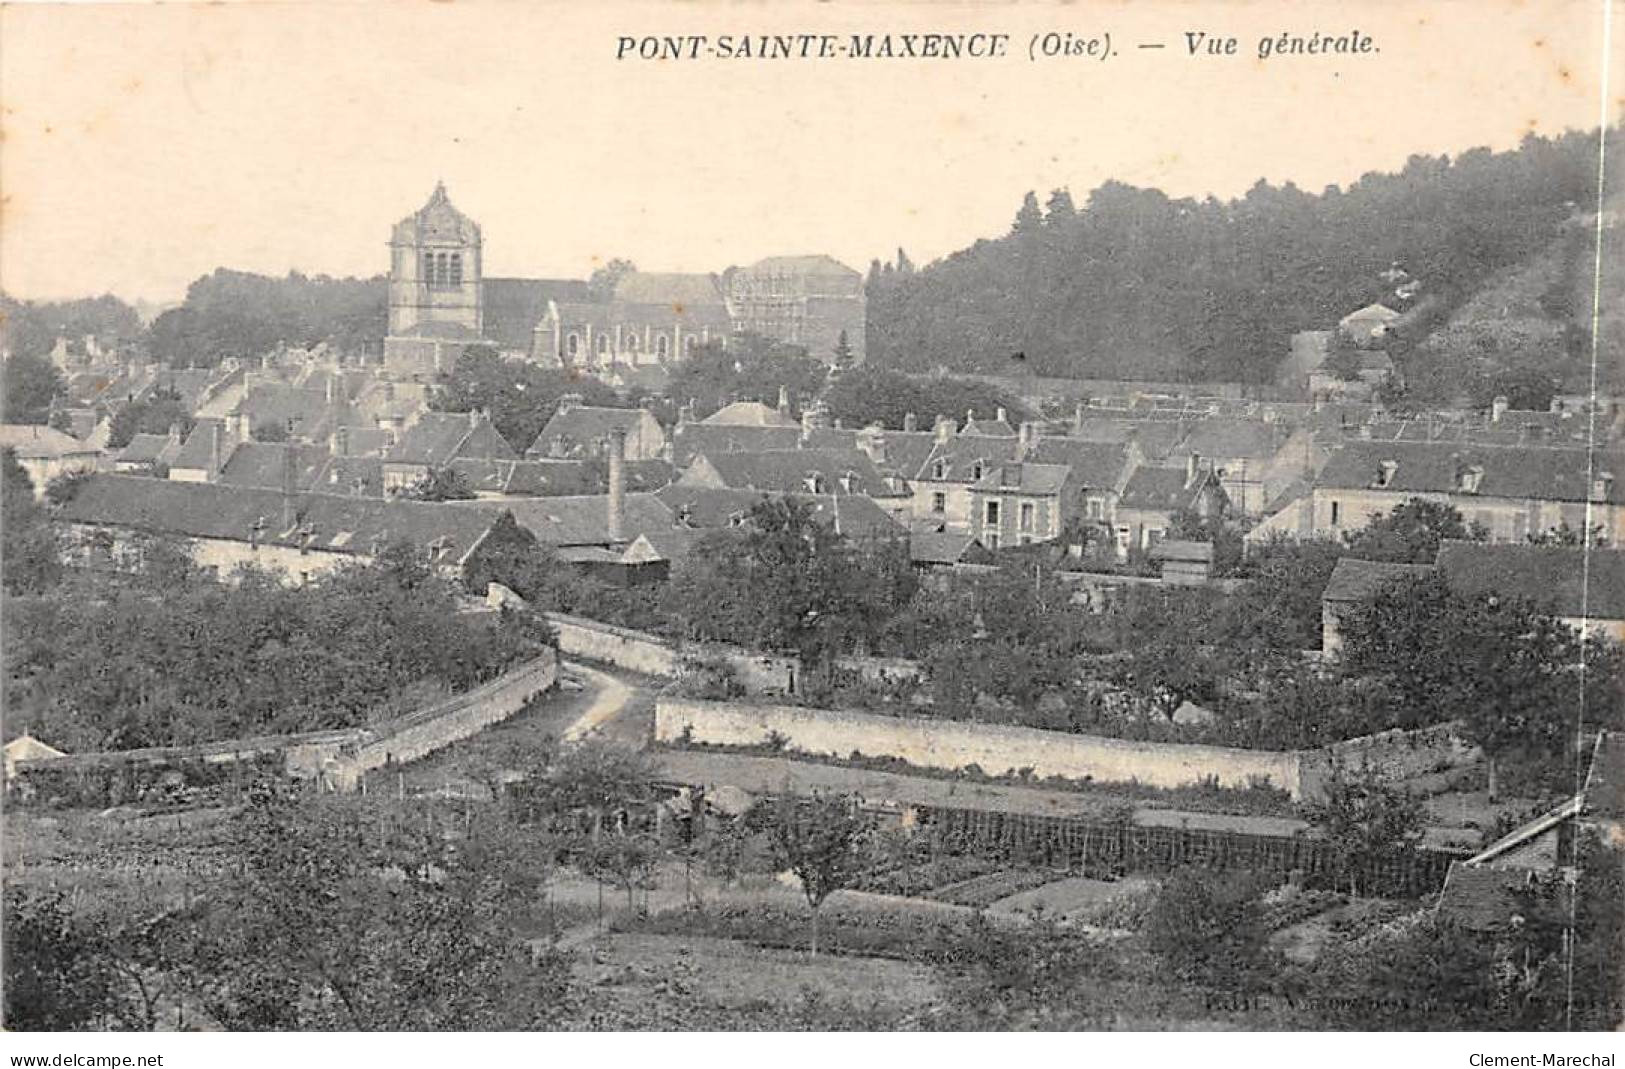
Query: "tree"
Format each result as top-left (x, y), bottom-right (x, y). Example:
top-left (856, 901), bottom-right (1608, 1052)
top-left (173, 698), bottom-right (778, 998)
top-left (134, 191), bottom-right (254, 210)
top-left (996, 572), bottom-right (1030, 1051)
top-left (831, 329), bottom-right (854, 369)
top-left (186, 792), bottom-right (566, 1030)
top-left (1143, 868), bottom-right (1270, 990)
top-left (1, 449), bottom-right (60, 595)
top-left (1343, 497), bottom-right (1484, 563)
top-left (766, 791), bottom-right (875, 957)
top-left (586, 258), bottom-right (637, 302)
top-left (431, 344), bottom-right (619, 452)
top-left (522, 738), bottom-right (658, 836)
top-left (399, 465), bottom-right (476, 501)
top-left (1302, 760), bottom-right (1424, 895)
top-left (2, 352), bottom-right (66, 424)
top-left (937, 914), bottom-right (1114, 1029)
top-left (106, 387), bottom-right (193, 450)
top-left (1, 887), bottom-right (116, 1030)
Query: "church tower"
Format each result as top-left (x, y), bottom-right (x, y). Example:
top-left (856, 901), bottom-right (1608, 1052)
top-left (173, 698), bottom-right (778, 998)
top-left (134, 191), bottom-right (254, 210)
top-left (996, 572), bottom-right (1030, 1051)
top-left (384, 183), bottom-right (483, 373)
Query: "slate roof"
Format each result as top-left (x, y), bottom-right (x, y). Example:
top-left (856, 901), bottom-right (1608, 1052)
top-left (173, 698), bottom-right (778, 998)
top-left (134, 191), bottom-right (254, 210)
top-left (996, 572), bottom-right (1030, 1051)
top-left (700, 401), bottom-right (798, 428)
top-left (961, 415), bottom-right (1017, 437)
top-left (738, 254), bottom-right (860, 278)
top-left (553, 300), bottom-right (731, 332)
top-left (1317, 441), bottom-right (1625, 504)
top-left (484, 278), bottom-right (591, 350)
top-left (310, 456), bottom-right (384, 497)
top-left (1321, 557), bottom-right (1436, 603)
top-left (1175, 418), bottom-right (1287, 462)
top-left (1067, 418), bottom-right (1191, 462)
top-left (55, 474), bottom-right (498, 565)
top-left (1436, 541), bottom-right (1625, 620)
top-left (169, 420), bottom-right (235, 473)
top-left (217, 443), bottom-right (330, 493)
top-left (1583, 731), bottom-right (1625, 820)
top-left (391, 182), bottom-right (481, 245)
top-left (651, 484), bottom-right (903, 540)
top-left (231, 385), bottom-right (350, 436)
top-left (916, 436), bottom-right (1024, 482)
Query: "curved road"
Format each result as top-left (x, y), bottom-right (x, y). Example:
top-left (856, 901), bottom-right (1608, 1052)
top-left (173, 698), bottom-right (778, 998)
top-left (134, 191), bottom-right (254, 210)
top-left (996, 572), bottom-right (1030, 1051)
top-left (560, 662), bottom-right (637, 743)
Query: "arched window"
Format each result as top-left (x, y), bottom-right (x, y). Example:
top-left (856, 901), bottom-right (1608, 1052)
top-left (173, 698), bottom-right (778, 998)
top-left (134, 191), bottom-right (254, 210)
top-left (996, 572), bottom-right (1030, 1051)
top-left (682, 336), bottom-right (694, 356)
top-left (595, 334), bottom-right (609, 356)
top-left (449, 253), bottom-right (462, 286)
top-left (566, 333), bottom-right (580, 358)
top-left (656, 334), bottom-right (670, 359)
top-left (625, 331), bottom-right (640, 354)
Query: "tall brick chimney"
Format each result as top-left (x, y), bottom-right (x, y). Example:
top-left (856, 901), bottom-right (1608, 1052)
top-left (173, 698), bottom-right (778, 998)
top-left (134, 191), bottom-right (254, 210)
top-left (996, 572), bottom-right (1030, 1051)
top-left (607, 427), bottom-right (626, 545)
top-left (208, 422), bottom-right (224, 480)
top-left (281, 441), bottom-right (299, 530)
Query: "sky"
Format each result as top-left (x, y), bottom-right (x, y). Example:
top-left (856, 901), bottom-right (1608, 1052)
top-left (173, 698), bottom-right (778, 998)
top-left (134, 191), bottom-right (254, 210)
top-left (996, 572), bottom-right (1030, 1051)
top-left (1, 0), bottom-right (1620, 305)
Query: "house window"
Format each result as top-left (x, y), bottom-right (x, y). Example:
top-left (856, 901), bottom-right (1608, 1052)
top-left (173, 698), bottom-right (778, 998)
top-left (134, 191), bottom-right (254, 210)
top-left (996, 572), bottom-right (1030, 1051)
top-left (625, 331), bottom-right (640, 354)
top-left (656, 335), bottom-right (670, 359)
top-left (1087, 498), bottom-right (1104, 521)
top-left (449, 253), bottom-right (462, 286)
top-left (566, 333), bottom-right (580, 358)
top-left (985, 500), bottom-right (1000, 526)
top-left (423, 251), bottom-right (436, 283)
top-left (1330, 500), bottom-right (1341, 527)
top-left (932, 461), bottom-right (947, 480)
top-left (972, 462), bottom-right (984, 481)
top-left (931, 492), bottom-right (946, 514)
top-left (985, 533), bottom-right (1000, 550)
top-left (595, 334), bottom-right (609, 357)
top-left (1019, 502), bottom-right (1034, 532)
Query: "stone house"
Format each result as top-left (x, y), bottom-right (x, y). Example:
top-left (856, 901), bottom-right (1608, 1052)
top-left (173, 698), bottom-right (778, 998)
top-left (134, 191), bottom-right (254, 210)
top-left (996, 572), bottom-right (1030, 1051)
top-left (0, 424), bottom-right (102, 497)
top-left (525, 401), bottom-right (667, 462)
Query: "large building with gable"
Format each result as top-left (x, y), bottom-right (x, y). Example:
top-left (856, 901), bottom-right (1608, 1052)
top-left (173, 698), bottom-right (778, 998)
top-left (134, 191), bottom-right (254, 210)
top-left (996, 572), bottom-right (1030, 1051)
top-left (381, 184), bottom-right (866, 379)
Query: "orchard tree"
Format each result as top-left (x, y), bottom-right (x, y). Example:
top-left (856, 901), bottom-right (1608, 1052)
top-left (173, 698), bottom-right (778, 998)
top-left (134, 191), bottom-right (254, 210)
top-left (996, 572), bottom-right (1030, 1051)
top-left (766, 791), bottom-right (875, 957)
top-left (1302, 760), bottom-right (1424, 896)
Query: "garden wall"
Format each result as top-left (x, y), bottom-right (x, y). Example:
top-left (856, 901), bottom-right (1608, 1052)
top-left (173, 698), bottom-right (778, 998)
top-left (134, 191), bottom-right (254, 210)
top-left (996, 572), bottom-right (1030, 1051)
top-left (1299, 721), bottom-right (1479, 798)
top-left (655, 696), bottom-right (1312, 799)
top-left (542, 611), bottom-right (917, 694)
top-left (331, 651), bottom-right (558, 789)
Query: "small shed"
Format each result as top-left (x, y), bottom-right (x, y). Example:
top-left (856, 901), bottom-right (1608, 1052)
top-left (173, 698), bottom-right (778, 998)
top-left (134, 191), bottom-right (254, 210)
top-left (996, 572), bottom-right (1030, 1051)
top-left (1150, 539), bottom-right (1214, 586)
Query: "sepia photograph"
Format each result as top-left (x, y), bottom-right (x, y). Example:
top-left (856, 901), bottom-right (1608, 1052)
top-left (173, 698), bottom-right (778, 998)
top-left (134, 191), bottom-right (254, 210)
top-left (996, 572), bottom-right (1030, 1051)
top-left (0, 0), bottom-right (1621, 1051)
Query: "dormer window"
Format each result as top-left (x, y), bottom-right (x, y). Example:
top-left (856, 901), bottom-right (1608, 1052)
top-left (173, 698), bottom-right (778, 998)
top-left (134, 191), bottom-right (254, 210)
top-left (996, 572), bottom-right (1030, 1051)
top-left (1459, 466), bottom-right (1484, 494)
top-left (1374, 460), bottom-right (1398, 488)
top-left (972, 461), bottom-right (984, 481)
top-left (932, 460), bottom-right (947, 480)
top-left (804, 473), bottom-right (827, 494)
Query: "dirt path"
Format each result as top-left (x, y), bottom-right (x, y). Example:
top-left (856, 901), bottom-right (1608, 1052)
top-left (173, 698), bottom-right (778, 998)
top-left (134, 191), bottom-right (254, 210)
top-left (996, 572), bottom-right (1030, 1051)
top-left (560, 662), bottom-right (635, 742)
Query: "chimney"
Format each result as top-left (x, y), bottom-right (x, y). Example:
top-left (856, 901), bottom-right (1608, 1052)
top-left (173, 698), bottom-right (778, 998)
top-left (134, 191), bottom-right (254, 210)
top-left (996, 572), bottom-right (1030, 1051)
top-left (677, 401), bottom-right (694, 427)
top-left (903, 412), bottom-right (918, 433)
top-left (996, 407), bottom-right (1007, 425)
top-left (1017, 421), bottom-right (1039, 458)
top-left (965, 408), bottom-right (976, 427)
top-left (1072, 402), bottom-right (1086, 437)
top-left (334, 426), bottom-right (351, 456)
top-left (1186, 451), bottom-right (1201, 488)
top-left (1491, 395), bottom-right (1509, 424)
top-left (777, 385), bottom-right (790, 414)
top-left (326, 376), bottom-right (338, 405)
top-left (607, 428), bottom-right (626, 544)
top-left (209, 422), bottom-right (224, 479)
top-left (167, 422), bottom-right (183, 447)
top-left (934, 415), bottom-right (955, 445)
top-left (468, 409), bottom-right (480, 431)
top-left (857, 426), bottom-right (886, 465)
top-left (281, 441), bottom-right (299, 530)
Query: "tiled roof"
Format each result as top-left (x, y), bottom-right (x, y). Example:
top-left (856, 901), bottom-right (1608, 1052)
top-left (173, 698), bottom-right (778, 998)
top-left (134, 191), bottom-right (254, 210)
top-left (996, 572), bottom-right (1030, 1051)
top-left (612, 272), bottom-right (726, 306)
top-left (1067, 418), bottom-right (1191, 462)
top-left (310, 456), bottom-right (384, 497)
top-left (1119, 466), bottom-right (1203, 512)
top-left (384, 412), bottom-right (518, 466)
top-left (1436, 541), bottom-right (1625, 620)
top-left (699, 401), bottom-right (798, 428)
top-left (909, 531), bottom-right (990, 565)
top-left (55, 474), bottom-right (497, 565)
top-left (1317, 440), bottom-right (1625, 504)
top-left (0, 424), bottom-right (99, 459)
top-left (456, 493), bottom-right (674, 548)
top-left (1321, 557), bottom-right (1435, 604)
top-left (500, 458), bottom-right (672, 497)
top-left (970, 462), bottom-right (1071, 496)
top-left (961, 417), bottom-right (1016, 438)
top-left (651, 484), bottom-right (902, 540)
top-left (737, 254), bottom-right (860, 278)
top-left (553, 300), bottom-right (731, 331)
top-left (669, 424), bottom-right (802, 466)
top-left (169, 420), bottom-right (235, 473)
top-left (916, 437), bottom-right (1023, 482)
top-left (689, 448), bottom-right (901, 497)
top-left (1027, 440), bottom-right (1135, 488)
top-left (115, 433), bottom-right (176, 466)
top-left (527, 405), bottom-right (655, 457)
top-left (1175, 418), bottom-right (1287, 462)
top-left (217, 443), bottom-right (330, 493)
top-left (1436, 862), bottom-right (1536, 932)
top-left (484, 278), bottom-right (591, 350)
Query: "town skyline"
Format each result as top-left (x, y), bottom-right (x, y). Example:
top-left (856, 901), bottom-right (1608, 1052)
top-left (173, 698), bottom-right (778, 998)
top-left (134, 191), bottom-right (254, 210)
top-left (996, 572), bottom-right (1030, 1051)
top-left (2, 1), bottom-right (1616, 305)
